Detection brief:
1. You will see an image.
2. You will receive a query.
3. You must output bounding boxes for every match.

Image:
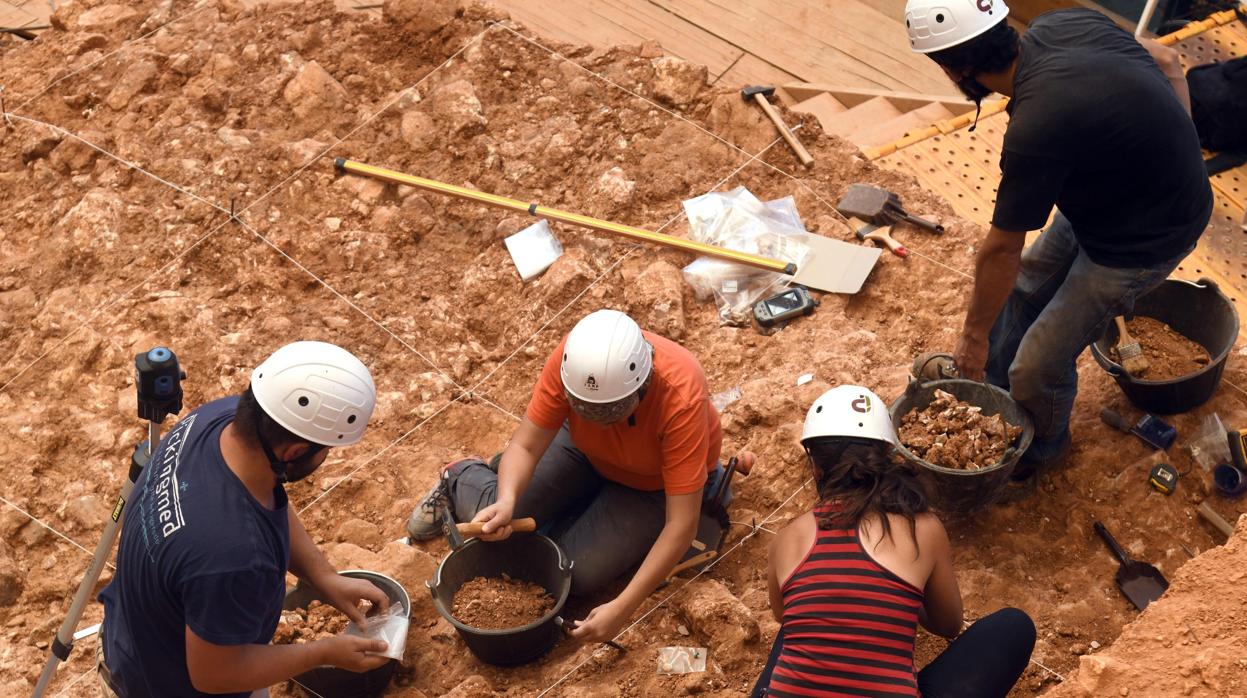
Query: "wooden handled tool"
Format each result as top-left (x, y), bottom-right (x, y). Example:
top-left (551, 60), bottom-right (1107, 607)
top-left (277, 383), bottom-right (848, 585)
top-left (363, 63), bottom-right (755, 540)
top-left (742, 86), bottom-right (814, 167)
top-left (666, 550), bottom-right (718, 580)
top-left (848, 217), bottom-right (907, 258)
top-left (1113, 317), bottom-right (1150, 376)
top-left (456, 517), bottom-right (537, 537)
top-left (1197, 502), bottom-right (1235, 539)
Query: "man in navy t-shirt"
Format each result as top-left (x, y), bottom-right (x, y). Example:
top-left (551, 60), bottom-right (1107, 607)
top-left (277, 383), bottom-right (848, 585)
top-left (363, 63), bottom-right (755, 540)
top-left (98, 342), bottom-right (390, 697)
top-left (904, 0), bottom-right (1211, 484)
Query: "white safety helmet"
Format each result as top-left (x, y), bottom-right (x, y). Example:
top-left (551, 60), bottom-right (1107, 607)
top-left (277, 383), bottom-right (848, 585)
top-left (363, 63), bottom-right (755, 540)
top-left (905, 0), bottom-right (1010, 54)
top-left (561, 309), bottom-right (653, 404)
top-left (801, 385), bottom-right (898, 447)
top-left (250, 341), bottom-right (376, 446)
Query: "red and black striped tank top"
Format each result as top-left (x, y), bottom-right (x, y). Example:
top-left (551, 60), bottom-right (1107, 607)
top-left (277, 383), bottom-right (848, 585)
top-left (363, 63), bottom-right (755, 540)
top-left (767, 506), bottom-right (925, 697)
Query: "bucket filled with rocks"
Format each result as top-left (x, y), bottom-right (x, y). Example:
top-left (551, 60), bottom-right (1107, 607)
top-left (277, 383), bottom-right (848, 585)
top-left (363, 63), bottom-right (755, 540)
top-left (890, 379), bottom-right (1033, 513)
top-left (427, 531), bottom-right (572, 665)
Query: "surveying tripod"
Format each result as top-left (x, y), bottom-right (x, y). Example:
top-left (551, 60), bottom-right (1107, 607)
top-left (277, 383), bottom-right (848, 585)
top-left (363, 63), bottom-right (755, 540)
top-left (31, 347), bottom-right (185, 698)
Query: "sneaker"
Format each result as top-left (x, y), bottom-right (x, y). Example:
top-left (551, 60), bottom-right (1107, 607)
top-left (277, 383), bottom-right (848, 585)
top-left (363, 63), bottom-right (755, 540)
top-left (1011, 434), bottom-right (1072, 482)
top-left (406, 456), bottom-right (484, 541)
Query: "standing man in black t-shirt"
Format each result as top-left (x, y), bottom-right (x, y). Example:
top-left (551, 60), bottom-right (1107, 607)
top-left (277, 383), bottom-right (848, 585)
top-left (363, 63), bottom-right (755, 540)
top-left (903, 0), bottom-right (1212, 482)
top-left (98, 342), bottom-right (391, 697)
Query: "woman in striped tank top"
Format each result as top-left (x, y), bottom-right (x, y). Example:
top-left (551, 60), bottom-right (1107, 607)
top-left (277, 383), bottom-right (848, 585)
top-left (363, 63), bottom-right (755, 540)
top-left (752, 386), bottom-right (1035, 698)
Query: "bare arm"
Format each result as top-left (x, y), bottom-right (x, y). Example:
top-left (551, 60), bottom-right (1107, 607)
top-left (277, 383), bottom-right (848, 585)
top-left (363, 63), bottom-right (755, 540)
top-left (1139, 38), bottom-right (1191, 116)
top-left (569, 491), bottom-right (700, 643)
top-left (287, 508), bottom-right (335, 587)
top-left (953, 226), bottom-right (1026, 380)
top-left (916, 517), bottom-right (963, 639)
top-left (766, 536), bottom-right (786, 623)
top-left (287, 509), bottom-right (388, 624)
top-left (473, 417), bottom-right (558, 538)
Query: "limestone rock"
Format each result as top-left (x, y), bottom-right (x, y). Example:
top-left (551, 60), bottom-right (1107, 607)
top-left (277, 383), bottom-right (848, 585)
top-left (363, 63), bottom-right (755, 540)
top-left (106, 60), bottom-right (159, 110)
top-left (58, 189), bottom-right (125, 254)
top-left (384, 0), bottom-right (457, 43)
top-left (19, 127), bottom-right (62, 164)
top-left (675, 579), bottom-right (760, 652)
top-left (588, 166), bottom-right (636, 214)
top-left (375, 541), bottom-right (438, 597)
top-left (217, 128), bottom-right (256, 149)
top-left (444, 675), bottom-right (497, 698)
top-left (283, 61), bottom-right (349, 121)
top-left (326, 542), bottom-right (382, 571)
top-left (629, 260), bottom-right (686, 339)
top-left (651, 56), bottom-right (707, 108)
top-left (49, 135), bottom-right (99, 173)
top-left (537, 247), bottom-right (595, 309)
top-left (62, 494), bottom-right (108, 532)
top-left (0, 540), bottom-right (23, 606)
top-left (77, 5), bottom-right (140, 30)
top-left (400, 110), bottom-right (437, 152)
top-left (433, 80), bottom-right (486, 136)
top-left (334, 518), bottom-right (383, 549)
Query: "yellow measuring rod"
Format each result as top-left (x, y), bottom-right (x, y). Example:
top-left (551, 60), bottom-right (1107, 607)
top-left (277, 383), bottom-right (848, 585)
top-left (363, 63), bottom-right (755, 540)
top-left (335, 158), bottom-right (798, 276)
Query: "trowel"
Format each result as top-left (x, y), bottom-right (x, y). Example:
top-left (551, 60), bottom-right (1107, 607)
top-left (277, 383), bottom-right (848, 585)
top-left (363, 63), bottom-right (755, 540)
top-left (1094, 521), bottom-right (1169, 611)
top-left (836, 183), bottom-right (946, 234)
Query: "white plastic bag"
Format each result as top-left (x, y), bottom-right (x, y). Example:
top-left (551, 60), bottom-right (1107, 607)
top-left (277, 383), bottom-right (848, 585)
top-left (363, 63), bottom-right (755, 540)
top-left (657, 646), bottom-right (708, 675)
top-left (681, 188), bottom-right (811, 325)
top-left (346, 602), bottom-right (408, 661)
top-left (505, 220), bottom-right (563, 282)
top-left (1188, 413), bottom-right (1231, 471)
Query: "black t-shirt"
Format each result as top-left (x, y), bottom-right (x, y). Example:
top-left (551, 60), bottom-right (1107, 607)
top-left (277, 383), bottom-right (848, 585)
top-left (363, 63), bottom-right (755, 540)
top-left (992, 9), bottom-right (1213, 267)
top-left (99, 397), bottom-right (291, 698)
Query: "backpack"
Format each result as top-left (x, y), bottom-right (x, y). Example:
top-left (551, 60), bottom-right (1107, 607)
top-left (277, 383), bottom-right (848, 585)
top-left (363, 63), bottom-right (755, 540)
top-left (1188, 55), bottom-right (1247, 153)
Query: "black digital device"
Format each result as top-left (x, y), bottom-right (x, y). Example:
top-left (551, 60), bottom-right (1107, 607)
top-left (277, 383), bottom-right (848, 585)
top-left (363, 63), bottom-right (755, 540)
top-left (134, 347), bottom-right (185, 423)
top-left (753, 286), bottom-right (817, 328)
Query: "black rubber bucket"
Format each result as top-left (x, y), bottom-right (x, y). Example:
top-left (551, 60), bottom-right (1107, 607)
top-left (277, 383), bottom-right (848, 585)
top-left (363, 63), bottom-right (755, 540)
top-left (1090, 278), bottom-right (1239, 415)
top-left (283, 570), bottom-right (410, 698)
top-left (889, 379), bottom-right (1034, 514)
top-left (427, 533), bottom-right (572, 666)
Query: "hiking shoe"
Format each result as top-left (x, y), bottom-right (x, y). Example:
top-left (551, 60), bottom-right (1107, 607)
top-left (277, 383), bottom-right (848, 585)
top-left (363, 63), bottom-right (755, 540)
top-left (406, 469), bottom-right (452, 542)
top-left (911, 352), bottom-right (958, 382)
top-left (406, 456), bottom-right (492, 541)
top-left (1011, 434), bottom-right (1072, 482)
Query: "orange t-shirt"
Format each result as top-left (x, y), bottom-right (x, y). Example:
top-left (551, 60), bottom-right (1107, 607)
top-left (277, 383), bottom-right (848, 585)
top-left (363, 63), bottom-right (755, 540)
top-left (526, 331), bottom-right (722, 495)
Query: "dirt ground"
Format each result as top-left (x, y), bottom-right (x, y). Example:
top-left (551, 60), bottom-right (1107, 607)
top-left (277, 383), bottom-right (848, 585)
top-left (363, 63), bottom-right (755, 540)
top-left (1, 1), bottom-right (1246, 697)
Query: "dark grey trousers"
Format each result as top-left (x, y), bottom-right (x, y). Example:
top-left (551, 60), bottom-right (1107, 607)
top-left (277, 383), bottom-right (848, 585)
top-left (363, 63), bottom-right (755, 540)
top-left (447, 426), bottom-right (723, 596)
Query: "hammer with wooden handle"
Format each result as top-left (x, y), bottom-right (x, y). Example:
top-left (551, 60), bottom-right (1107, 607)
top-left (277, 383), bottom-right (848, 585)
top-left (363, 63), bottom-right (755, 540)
top-left (456, 517), bottom-right (537, 537)
top-left (742, 85), bottom-right (815, 167)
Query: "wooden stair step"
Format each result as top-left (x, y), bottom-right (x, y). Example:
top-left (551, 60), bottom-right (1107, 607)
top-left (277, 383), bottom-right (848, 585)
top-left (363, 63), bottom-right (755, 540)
top-left (789, 93), bottom-right (849, 133)
top-left (820, 96), bottom-right (903, 139)
top-left (848, 101), bottom-right (956, 148)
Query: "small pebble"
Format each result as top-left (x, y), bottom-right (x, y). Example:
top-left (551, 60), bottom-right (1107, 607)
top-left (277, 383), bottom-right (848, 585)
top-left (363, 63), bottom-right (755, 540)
top-left (1090, 640), bottom-right (1101, 650)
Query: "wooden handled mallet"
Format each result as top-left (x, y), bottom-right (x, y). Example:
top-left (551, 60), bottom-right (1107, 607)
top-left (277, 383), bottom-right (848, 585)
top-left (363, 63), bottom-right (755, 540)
top-left (742, 85), bottom-right (815, 167)
top-left (456, 517), bottom-right (537, 537)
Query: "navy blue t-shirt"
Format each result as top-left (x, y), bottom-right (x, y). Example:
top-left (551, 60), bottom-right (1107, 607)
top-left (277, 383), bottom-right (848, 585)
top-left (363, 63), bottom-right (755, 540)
top-left (99, 397), bottom-right (291, 698)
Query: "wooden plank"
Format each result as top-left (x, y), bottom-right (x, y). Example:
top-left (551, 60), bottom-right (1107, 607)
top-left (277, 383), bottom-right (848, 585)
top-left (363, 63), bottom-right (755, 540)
top-left (789, 92), bottom-right (847, 133)
top-left (490, 0), bottom-right (741, 77)
top-left (822, 97), bottom-right (903, 139)
top-left (648, 0), bottom-right (956, 94)
top-left (711, 51), bottom-right (800, 89)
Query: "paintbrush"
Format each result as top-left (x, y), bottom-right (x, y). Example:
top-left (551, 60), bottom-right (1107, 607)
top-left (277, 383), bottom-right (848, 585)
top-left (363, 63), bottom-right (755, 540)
top-left (1114, 316), bottom-right (1150, 376)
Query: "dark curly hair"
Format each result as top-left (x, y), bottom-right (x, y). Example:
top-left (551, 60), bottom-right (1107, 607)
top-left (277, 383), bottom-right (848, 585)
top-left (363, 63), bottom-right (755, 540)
top-left (806, 437), bottom-right (931, 550)
top-left (928, 20), bottom-right (1020, 75)
top-left (234, 386), bottom-right (311, 450)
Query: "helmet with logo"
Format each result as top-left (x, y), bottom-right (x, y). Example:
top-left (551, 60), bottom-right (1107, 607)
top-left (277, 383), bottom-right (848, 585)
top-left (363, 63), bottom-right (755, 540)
top-left (250, 341), bottom-right (376, 446)
top-left (801, 385), bottom-right (898, 446)
top-left (904, 0), bottom-right (1010, 54)
top-left (561, 309), bottom-right (653, 408)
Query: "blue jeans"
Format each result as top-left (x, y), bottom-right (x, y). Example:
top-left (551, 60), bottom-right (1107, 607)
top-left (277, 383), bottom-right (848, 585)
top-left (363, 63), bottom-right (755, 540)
top-left (446, 426), bottom-right (728, 595)
top-left (984, 214), bottom-right (1191, 461)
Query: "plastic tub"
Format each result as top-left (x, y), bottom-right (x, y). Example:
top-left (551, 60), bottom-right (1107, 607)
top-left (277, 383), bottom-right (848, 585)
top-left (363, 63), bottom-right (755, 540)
top-left (1090, 278), bottom-right (1239, 415)
top-left (890, 379), bottom-right (1034, 513)
top-left (427, 533), bottom-right (571, 666)
top-left (283, 570), bottom-right (410, 698)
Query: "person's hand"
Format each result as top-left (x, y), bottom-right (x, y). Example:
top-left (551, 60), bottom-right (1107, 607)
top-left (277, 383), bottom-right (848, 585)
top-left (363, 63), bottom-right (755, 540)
top-left (317, 634), bottom-right (390, 672)
top-left (953, 330), bottom-right (989, 382)
top-left (316, 574), bottom-right (391, 625)
top-left (471, 499), bottom-right (515, 542)
top-left (568, 600), bottom-right (629, 645)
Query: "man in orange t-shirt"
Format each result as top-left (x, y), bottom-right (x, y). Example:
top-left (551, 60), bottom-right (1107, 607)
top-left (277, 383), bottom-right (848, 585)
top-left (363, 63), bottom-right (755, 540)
top-left (406, 309), bottom-right (727, 643)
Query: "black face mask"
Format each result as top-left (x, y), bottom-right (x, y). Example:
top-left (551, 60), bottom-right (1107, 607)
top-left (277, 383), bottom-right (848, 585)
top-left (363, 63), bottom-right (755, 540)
top-left (256, 424), bottom-right (326, 484)
top-left (952, 72), bottom-right (993, 102)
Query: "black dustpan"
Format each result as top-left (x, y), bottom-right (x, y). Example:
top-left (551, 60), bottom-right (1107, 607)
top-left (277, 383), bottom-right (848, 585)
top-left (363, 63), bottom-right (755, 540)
top-left (1094, 521), bottom-right (1169, 611)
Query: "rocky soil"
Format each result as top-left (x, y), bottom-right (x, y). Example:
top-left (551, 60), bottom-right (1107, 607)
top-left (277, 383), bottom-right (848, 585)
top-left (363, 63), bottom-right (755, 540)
top-left (452, 575), bottom-right (555, 630)
top-left (274, 600), bottom-right (350, 645)
top-left (0, 1), bottom-right (1245, 697)
top-left (1118, 316), bottom-right (1213, 381)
